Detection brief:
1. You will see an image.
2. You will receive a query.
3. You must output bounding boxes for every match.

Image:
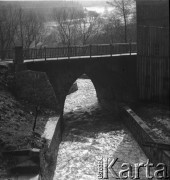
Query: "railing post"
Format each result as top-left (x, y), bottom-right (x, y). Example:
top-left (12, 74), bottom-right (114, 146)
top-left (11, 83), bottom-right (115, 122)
top-left (35, 49), bottom-right (37, 59)
top-left (68, 45), bottom-right (70, 59)
top-left (14, 46), bottom-right (23, 64)
top-left (74, 45), bottom-right (77, 56)
top-left (57, 47), bottom-right (58, 60)
top-left (129, 42), bottom-right (131, 55)
top-left (90, 44), bottom-right (92, 58)
top-left (14, 46), bottom-right (24, 72)
top-left (110, 44), bottom-right (112, 56)
top-left (44, 46), bottom-right (46, 61)
top-left (0, 50), bottom-right (5, 60)
top-left (97, 44), bottom-right (98, 56)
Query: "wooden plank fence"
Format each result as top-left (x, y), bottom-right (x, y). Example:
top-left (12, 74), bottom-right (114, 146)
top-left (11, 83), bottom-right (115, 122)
top-left (137, 25), bottom-right (169, 104)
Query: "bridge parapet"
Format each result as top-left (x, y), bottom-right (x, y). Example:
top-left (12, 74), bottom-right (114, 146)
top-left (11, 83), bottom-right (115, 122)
top-left (1, 43), bottom-right (137, 62)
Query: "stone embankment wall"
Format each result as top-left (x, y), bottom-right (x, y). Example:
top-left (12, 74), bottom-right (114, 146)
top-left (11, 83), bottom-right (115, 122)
top-left (14, 70), bottom-right (78, 111)
top-left (14, 70), bottom-right (58, 110)
top-left (40, 116), bottom-right (63, 180)
top-left (120, 106), bottom-right (170, 174)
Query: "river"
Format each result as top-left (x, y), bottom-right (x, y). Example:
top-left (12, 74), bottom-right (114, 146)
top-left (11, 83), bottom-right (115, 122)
top-left (53, 79), bottom-right (149, 180)
top-left (84, 6), bottom-right (114, 14)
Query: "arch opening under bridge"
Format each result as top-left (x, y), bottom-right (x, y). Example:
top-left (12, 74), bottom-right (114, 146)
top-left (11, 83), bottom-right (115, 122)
top-left (23, 54), bottom-right (138, 114)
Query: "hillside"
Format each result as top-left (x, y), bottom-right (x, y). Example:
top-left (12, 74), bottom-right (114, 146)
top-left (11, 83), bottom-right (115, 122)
top-left (0, 63), bottom-right (56, 177)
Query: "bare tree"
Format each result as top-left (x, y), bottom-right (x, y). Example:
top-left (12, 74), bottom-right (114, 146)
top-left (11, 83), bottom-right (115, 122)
top-left (107, 0), bottom-right (135, 42)
top-left (102, 16), bottom-right (124, 43)
top-left (0, 5), bottom-right (18, 60)
top-left (77, 10), bottom-right (102, 45)
top-left (52, 7), bottom-right (82, 46)
top-left (52, 7), bottom-right (102, 46)
top-left (16, 9), bottom-right (45, 49)
top-left (0, 5), bottom-right (45, 60)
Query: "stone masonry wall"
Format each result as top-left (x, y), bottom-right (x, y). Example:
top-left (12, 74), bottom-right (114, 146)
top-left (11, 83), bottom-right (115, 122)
top-left (15, 70), bottom-right (58, 110)
top-left (25, 55), bottom-right (138, 113)
top-left (120, 105), bottom-right (170, 175)
top-left (40, 116), bottom-right (62, 180)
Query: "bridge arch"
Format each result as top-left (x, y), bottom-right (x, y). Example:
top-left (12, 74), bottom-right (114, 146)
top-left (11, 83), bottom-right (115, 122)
top-left (65, 72), bottom-right (98, 97)
top-left (60, 63), bottom-right (120, 117)
top-left (60, 71), bottom-right (101, 116)
top-left (63, 74), bottom-right (98, 110)
top-left (24, 55), bottom-right (137, 114)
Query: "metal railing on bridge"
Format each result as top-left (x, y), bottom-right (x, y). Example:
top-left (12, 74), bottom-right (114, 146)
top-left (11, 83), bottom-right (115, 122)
top-left (0, 43), bottom-right (137, 61)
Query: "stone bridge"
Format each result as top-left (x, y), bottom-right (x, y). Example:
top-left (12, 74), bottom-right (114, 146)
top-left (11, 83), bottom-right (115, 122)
top-left (15, 54), bottom-right (137, 114)
top-left (13, 53), bottom-right (138, 179)
top-left (3, 47), bottom-right (143, 179)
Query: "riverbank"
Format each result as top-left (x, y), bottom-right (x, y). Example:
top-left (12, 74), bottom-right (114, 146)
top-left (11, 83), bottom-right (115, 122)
top-left (1, 67), bottom-right (169, 179)
top-left (0, 69), bottom-right (57, 178)
top-left (131, 103), bottom-right (170, 145)
top-left (53, 79), bottom-right (148, 180)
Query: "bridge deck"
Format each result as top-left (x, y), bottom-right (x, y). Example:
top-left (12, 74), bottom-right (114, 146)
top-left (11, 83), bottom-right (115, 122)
top-left (25, 53), bottom-right (137, 62)
top-left (2, 53), bottom-right (137, 64)
top-left (1, 43), bottom-right (137, 63)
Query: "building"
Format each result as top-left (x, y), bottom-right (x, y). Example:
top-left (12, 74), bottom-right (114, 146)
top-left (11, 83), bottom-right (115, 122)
top-left (137, 0), bottom-right (169, 104)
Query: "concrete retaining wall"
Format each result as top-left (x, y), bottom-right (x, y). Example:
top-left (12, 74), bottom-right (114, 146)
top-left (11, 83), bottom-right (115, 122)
top-left (120, 106), bottom-right (170, 175)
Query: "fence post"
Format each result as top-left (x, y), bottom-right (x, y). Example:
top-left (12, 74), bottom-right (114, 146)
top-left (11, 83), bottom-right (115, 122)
top-left (57, 47), bottom-right (58, 60)
top-left (68, 45), bottom-right (70, 59)
top-left (0, 50), bottom-right (6, 60)
top-left (110, 44), bottom-right (113, 56)
top-left (14, 46), bottom-right (23, 64)
top-left (129, 42), bottom-right (131, 55)
top-left (14, 46), bottom-right (24, 72)
top-left (90, 44), bottom-right (92, 58)
top-left (35, 49), bottom-right (37, 60)
top-left (97, 44), bottom-right (98, 56)
top-left (44, 47), bottom-right (46, 61)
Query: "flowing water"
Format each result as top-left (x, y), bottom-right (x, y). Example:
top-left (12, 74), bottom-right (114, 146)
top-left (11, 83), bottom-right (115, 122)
top-left (53, 79), bottom-right (149, 180)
